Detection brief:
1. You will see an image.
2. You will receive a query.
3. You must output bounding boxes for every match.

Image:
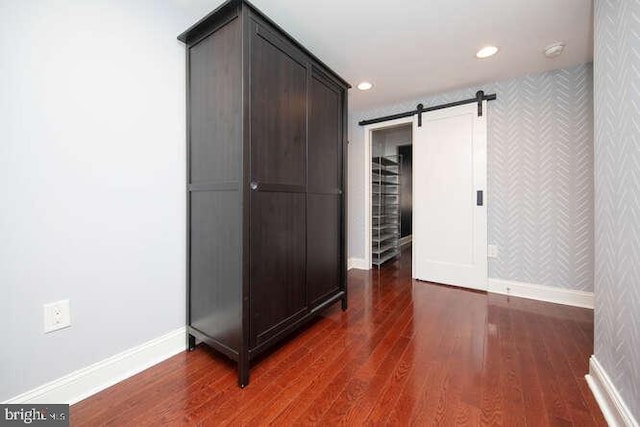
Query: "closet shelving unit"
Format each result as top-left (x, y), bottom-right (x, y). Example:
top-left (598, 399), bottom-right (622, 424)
top-left (372, 155), bottom-right (401, 267)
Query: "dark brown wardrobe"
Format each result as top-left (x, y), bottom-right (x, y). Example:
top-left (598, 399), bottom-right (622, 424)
top-left (178, 0), bottom-right (349, 387)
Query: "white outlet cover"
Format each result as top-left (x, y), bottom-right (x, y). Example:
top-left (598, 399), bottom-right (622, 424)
top-left (487, 244), bottom-right (498, 258)
top-left (44, 300), bottom-right (71, 333)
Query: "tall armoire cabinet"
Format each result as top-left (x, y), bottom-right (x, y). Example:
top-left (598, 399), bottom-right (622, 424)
top-left (178, 0), bottom-right (349, 387)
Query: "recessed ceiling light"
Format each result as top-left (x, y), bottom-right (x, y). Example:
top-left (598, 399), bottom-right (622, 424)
top-left (357, 81), bottom-right (373, 91)
top-left (543, 42), bottom-right (565, 58)
top-left (476, 46), bottom-right (499, 59)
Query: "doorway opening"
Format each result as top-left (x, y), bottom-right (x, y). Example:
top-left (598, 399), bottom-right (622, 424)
top-left (364, 116), bottom-right (414, 270)
top-left (370, 123), bottom-right (413, 268)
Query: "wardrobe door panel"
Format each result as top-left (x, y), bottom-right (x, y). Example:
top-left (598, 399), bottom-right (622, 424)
top-left (307, 194), bottom-right (340, 305)
top-left (307, 69), bottom-right (343, 307)
top-left (250, 23), bottom-right (307, 188)
top-left (308, 70), bottom-right (341, 193)
top-left (250, 192), bottom-right (307, 345)
top-left (249, 21), bottom-right (309, 346)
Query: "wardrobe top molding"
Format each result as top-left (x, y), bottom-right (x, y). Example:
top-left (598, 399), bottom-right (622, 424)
top-left (177, 0), bottom-right (351, 89)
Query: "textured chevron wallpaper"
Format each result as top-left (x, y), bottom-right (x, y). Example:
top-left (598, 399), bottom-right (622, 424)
top-left (594, 0), bottom-right (640, 420)
top-left (349, 63), bottom-right (594, 291)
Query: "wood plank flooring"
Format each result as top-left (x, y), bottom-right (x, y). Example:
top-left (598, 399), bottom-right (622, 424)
top-left (71, 249), bottom-right (605, 426)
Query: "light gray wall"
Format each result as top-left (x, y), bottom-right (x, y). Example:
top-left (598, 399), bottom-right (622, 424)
top-left (594, 0), bottom-right (640, 419)
top-left (349, 63), bottom-right (594, 291)
top-left (0, 0), bottom-right (215, 401)
top-left (371, 125), bottom-right (412, 158)
top-left (382, 126), bottom-right (412, 157)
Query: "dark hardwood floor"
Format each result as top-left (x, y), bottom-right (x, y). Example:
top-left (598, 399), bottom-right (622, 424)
top-left (71, 248), bottom-right (605, 426)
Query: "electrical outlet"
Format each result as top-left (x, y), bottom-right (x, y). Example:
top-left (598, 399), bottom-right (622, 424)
top-left (487, 244), bottom-right (498, 258)
top-left (44, 300), bottom-right (71, 333)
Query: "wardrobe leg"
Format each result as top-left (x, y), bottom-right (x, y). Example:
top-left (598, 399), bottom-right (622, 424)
top-left (238, 355), bottom-right (250, 388)
top-left (341, 295), bottom-right (348, 311)
top-left (188, 334), bottom-right (196, 351)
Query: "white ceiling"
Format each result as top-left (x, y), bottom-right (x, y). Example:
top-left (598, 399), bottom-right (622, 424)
top-left (179, 0), bottom-right (594, 111)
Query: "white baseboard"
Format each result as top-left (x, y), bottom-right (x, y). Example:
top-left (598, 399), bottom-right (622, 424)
top-left (586, 355), bottom-right (639, 427)
top-left (488, 278), bottom-right (594, 309)
top-left (4, 327), bottom-right (187, 405)
top-left (348, 257), bottom-right (369, 270)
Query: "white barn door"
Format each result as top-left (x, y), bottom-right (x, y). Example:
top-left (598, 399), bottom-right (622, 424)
top-left (412, 102), bottom-right (487, 290)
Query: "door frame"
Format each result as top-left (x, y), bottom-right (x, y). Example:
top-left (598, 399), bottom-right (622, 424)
top-left (363, 116), bottom-right (414, 269)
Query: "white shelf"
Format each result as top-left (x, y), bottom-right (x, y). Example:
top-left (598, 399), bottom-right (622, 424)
top-left (372, 249), bottom-right (400, 266)
top-left (371, 155), bottom-right (402, 268)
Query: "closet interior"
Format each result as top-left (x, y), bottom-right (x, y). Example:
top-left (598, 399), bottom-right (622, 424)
top-left (371, 124), bottom-right (413, 267)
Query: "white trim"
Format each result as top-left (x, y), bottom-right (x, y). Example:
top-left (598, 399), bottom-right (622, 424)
top-left (363, 116), bottom-right (414, 270)
top-left (488, 278), bottom-right (594, 309)
top-left (4, 327), bottom-right (187, 405)
top-left (399, 235), bottom-right (412, 247)
top-left (586, 355), bottom-right (639, 427)
top-left (348, 257), bottom-right (369, 270)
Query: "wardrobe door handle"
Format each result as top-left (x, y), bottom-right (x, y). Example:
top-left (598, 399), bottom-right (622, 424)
top-left (476, 190), bottom-right (483, 206)
top-left (250, 182), bottom-right (258, 191)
